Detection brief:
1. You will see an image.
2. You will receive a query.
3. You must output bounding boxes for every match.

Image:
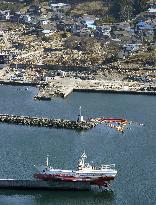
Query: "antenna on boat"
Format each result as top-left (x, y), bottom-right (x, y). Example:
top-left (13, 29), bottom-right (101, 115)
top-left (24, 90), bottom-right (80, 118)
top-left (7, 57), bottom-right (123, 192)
top-left (78, 151), bottom-right (87, 169)
top-left (46, 155), bottom-right (49, 167)
top-left (81, 150), bottom-right (87, 159)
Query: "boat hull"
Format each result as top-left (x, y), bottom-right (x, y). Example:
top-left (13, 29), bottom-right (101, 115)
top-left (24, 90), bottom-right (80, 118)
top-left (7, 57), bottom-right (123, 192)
top-left (34, 173), bottom-right (115, 186)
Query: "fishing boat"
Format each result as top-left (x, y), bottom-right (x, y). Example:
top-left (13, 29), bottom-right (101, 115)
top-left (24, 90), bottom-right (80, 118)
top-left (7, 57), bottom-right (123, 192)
top-left (34, 152), bottom-right (117, 190)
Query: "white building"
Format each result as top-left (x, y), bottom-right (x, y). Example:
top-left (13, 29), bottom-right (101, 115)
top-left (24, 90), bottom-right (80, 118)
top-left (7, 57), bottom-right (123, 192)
top-left (50, 3), bottom-right (71, 11)
top-left (41, 30), bottom-right (55, 37)
top-left (0, 10), bottom-right (10, 20)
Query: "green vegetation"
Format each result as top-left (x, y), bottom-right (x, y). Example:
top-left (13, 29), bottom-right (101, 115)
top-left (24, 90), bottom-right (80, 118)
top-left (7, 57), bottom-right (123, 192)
top-left (69, 1), bottom-right (108, 16)
top-left (95, 17), bottom-right (116, 25)
top-left (65, 35), bottom-right (101, 52)
top-left (0, 2), bottom-right (24, 13)
top-left (41, 36), bottom-right (50, 42)
top-left (109, 0), bottom-right (148, 21)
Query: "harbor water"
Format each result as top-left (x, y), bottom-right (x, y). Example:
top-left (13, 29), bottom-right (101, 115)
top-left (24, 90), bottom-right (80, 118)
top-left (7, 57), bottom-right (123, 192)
top-left (0, 85), bottom-right (155, 205)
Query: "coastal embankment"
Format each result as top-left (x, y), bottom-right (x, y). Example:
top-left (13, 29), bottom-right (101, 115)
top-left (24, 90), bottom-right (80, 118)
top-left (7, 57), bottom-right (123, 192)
top-left (0, 80), bottom-right (47, 86)
top-left (0, 78), bottom-right (155, 100)
top-left (0, 114), bottom-right (95, 130)
top-left (74, 88), bottom-right (156, 96)
top-left (35, 77), bottom-right (156, 100)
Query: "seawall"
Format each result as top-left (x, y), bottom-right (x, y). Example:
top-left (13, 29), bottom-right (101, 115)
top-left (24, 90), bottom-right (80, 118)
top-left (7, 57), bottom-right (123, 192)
top-left (0, 114), bottom-right (95, 130)
top-left (74, 88), bottom-right (156, 96)
top-left (0, 80), bottom-right (47, 86)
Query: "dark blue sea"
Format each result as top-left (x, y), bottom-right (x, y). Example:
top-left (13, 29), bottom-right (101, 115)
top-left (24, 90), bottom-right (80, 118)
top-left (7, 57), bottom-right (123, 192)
top-left (0, 85), bottom-right (155, 205)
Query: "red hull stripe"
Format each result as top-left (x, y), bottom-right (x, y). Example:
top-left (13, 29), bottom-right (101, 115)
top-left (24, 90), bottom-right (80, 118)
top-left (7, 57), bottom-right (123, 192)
top-left (34, 173), bottom-right (115, 185)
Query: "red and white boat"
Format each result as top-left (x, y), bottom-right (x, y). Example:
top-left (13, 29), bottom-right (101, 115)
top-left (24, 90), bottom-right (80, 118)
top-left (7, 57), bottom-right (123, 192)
top-left (34, 152), bottom-right (117, 190)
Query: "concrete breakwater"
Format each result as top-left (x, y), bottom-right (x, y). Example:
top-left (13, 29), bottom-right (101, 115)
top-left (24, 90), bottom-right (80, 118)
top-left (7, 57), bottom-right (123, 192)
top-left (0, 114), bottom-right (95, 130)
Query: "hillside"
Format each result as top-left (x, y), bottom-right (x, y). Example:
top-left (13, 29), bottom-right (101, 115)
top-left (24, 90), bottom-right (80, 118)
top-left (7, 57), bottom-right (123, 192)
top-left (2, 0), bottom-right (150, 21)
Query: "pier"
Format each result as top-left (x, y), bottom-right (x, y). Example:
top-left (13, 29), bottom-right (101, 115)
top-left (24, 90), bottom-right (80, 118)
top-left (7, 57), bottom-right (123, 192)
top-left (0, 114), bottom-right (95, 130)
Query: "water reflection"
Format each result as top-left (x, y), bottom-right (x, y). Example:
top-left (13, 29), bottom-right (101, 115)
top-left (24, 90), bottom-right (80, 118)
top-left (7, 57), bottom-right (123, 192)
top-left (0, 190), bottom-right (115, 205)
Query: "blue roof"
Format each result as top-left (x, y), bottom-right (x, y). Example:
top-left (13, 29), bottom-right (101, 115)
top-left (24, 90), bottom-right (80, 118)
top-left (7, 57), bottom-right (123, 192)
top-left (137, 21), bottom-right (153, 30)
top-left (137, 21), bottom-right (146, 26)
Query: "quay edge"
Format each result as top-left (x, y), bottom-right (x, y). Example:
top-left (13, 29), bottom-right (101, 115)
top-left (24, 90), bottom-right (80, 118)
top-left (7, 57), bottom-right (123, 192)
top-left (74, 88), bottom-right (156, 96)
top-left (0, 80), bottom-right (42, 86)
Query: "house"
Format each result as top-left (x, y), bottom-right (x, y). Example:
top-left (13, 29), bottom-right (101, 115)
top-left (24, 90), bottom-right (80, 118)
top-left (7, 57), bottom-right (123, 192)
top-left (28, 5), bottom-right (41, 15)
top-left (114, 22), bottom-right (131, 31)
top-left (51, 12), bottom-right (66, 21)
top-left (144, 3), bottom-right (156, 19)
top-left (57, 70), bottom-right (66, 77)
top-left (44, 76), bottom-right (54, 82)
top-left (147, 2), bottom-right (156, 13)
top-left (82, 15), bottom-right (96, 29)
top-left (29, 17), bottom-right (40, 27)
top-left (24, 27), bottom-right (39, 35)
top-left (123, 43), bottom-right (140, 52)
top-left (95, 25), bottom-right (112, 38)
top-left (0, 53), bottom-right (9, 68)
top-left (41, 20), bottom-right (50, 25)
top-left (49, 3), bottom-right (71, 12)
top-left (136, 21), bottom-right (153, 30)
top-left (71, 22), bottom-right (85, 34)
top-left (19, 0), bottom-right (27, 2)
top-left (21, 15), bottom-right (32, 24)
top-left (100, 25), bottom-right (112, 33)
top-left (112, 30), bottom-right (132, 42)
top-left (10, 12), bottom-right (21, 23)
top-left (41, 22), bottom-right (57, 33)
top-left (136, 21), bottom-right (154, 42)
top-left (79, 28), bottom-right (93, 37)
top-left (118, 43), bottom-right (141, 59)
top-left (57, 19), bottom-right (75, 32)
top-left (40, 29), bottom-right (55, 37)
top-left (0, 10), bottom-right (10, 20)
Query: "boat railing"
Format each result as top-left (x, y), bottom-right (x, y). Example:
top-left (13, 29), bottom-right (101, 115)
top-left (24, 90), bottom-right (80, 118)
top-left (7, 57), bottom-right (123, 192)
top-left (101, 164), bottom-right (116, 169)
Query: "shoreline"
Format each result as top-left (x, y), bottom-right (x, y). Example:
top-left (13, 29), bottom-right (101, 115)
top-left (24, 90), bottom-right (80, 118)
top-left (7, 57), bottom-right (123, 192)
top-left (0, 80), bottom-right (155, 98)
top-left (0, 80), bottom-right (47, 86)
top-left (74, 88), bottom-right (156, 96)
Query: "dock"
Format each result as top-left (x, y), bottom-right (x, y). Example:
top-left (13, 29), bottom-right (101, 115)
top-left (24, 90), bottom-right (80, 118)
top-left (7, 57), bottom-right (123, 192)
top-left (34, 78), bottom-right (156, 100)
top-left (0, 114), bottom-right (96, 130)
